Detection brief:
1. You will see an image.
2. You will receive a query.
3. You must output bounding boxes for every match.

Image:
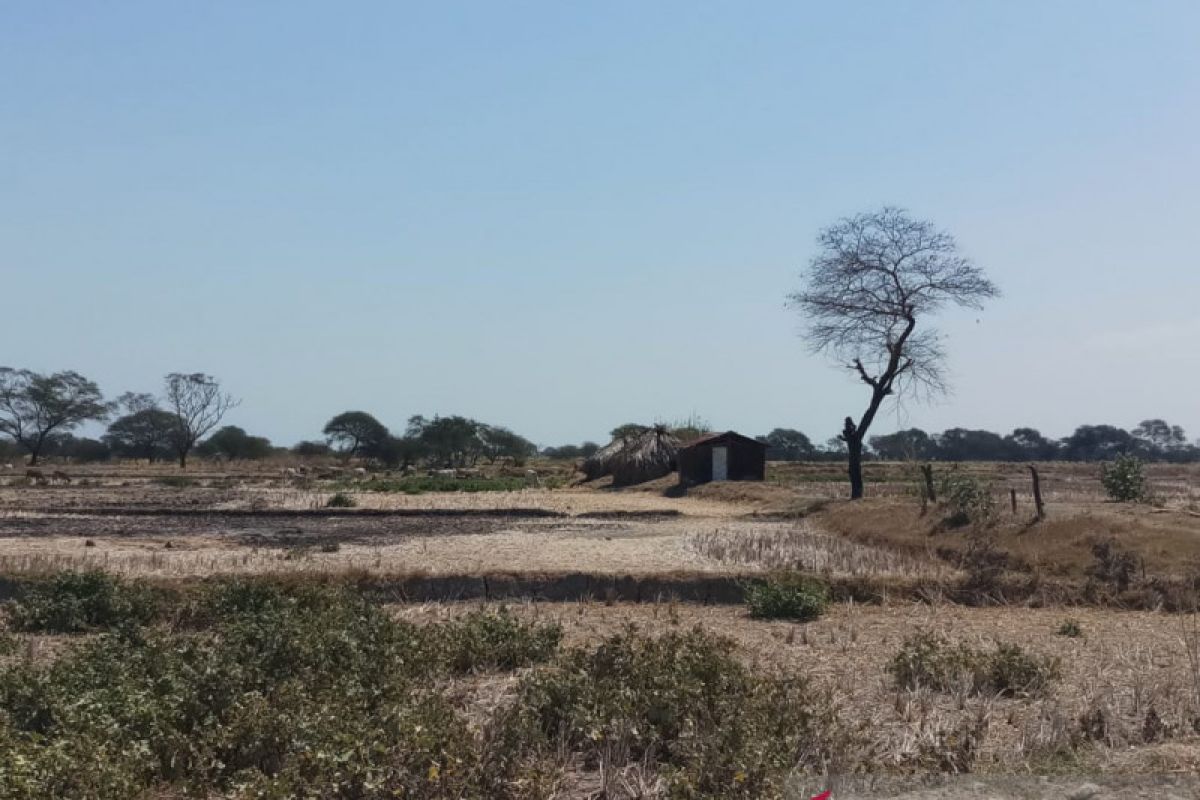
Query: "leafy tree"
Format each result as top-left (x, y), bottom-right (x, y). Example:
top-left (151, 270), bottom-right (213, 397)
top-left (934, 428), bottom-right (1010, 462)
top-left (610, 423), bottom-right (649, 442)
top-left (322, 411), bottom-right (389, 459)
top-left (366, 435), bottom-right (425, 468)
top-left (44, 434), bottom-right (111, 463)
top-left (760, 428), bottom-right (816, 461)
top-left (292, 440), bottom-right (332, 458)
top-left (1060, 425), bottom-right (1135, 462)
top-left (416, 415), bottom-right (483, 467)
top-left (867, 428), bottom-right (935, 461)
top-left (163, 373), bottom-right (240, 468)
top-left (478, 425), bottom-right (537, 465)
top-left (0, 368), bottom-right (111, 465)
top-left (1004, 427), bottom-right (1058, 461)
top-left (789, 208), bottom-right (998, 498)
top-left (203, 426), bottom-right (273, 460)
top-left (580, 441), bottom-right (600, 458)
top-left (1132, 419), bottom-right (1187, 456)
top-left (104, 408), bottom-right (178, 463)
top-left (543, 444), bottom-right (583, 459)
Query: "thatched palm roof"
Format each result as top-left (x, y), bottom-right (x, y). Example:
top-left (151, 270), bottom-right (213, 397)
top-left (582, 426), bottom-right (681, 487)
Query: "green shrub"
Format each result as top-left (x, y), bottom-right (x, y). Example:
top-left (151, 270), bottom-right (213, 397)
top-left (888, 631), bottom-right (1060, 697)
top-left (0, 580), bottom-right (565, 799)
top-left (500, 626), bottom-right (846, 798)
top-left (745, 574), bottom-right (829, 620)
top-left (1057, 619), bottom-right (1083, 637)
top-left (325, 491), bottom-right (356, 508)
top-left (7, 571), bottom-right (161, 633)
top-left (1100, 455), bottom-right (1146, 502)
top-left (429, 608), bottom-right (562, 674)
top-left (938, 472), bottom-right (996, 527)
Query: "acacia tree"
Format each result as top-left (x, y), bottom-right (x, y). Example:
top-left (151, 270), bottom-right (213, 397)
top-left (322, 411), bottom-right (389, 459)
top-left (0, 368), bottom-right (111, 465)
top-left (788, 208), bottom-right (998, 499)
top-left (163, 373), bottom-right (240, 468)
top-left (103, 392), bottom-right (177, 463)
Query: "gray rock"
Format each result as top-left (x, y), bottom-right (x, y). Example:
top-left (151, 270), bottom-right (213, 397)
top-left (1067, 785), bottom-right (1102, 800)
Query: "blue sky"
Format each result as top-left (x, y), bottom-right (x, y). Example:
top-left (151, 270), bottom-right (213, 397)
top-left (3, 2), bottom-right (1198, 448)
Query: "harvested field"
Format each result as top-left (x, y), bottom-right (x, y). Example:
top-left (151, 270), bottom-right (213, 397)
top-left (1, 459), bottom-right (1198, 797)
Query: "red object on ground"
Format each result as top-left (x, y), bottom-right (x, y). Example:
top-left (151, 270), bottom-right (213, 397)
top-left (810, 792), bottom-right (831, 800)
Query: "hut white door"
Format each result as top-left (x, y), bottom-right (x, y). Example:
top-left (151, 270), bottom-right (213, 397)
top-left (712, 447), bottom-right (728, 481)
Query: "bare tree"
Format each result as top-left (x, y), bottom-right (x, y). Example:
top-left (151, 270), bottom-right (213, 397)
top-left (788, 207), bottom-right (998, 499)
top-left (0, 368), bottom-right (111, 465)
top-left (163, 373), bottom-right (240, 468)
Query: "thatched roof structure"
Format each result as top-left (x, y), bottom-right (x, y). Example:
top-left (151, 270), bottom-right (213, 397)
top-left (582, 426), bottom-right (680, 487)
top-left (580, 437), bottom-right (627, 481)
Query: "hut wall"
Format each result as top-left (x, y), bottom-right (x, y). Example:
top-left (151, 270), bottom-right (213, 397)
top-left (678, 433), bottom-right (766, 485)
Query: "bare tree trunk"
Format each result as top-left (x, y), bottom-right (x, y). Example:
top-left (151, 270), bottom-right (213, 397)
top-left (921, 464), bottom-right (936, 502)
top-left (1029, 465), bottom-right (1045, 520)
top-left (1010, 488), bottom-right (1018, 515)
top-left (847, 438), bottom-right (864, 500)
top-left (179, 451), bottom-right (188, 469)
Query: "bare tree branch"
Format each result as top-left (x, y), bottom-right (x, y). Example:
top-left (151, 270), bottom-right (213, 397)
top-left (787, 207), bottom-right (999, 498)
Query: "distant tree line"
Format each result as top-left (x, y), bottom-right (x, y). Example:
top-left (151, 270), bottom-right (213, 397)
top-left (320, 411), bottom-right (538, 468)
top-left (753, 420), bottom-right (1200, 463)
top-left (0, 368), bottom-right (239, 467)
top-left (3, 367), bottom-right (1196, 469)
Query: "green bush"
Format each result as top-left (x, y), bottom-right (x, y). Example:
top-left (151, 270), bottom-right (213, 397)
top-left (1100, 454), bottom-right (1146, 502)
top-left (745, 574), bottom-right (829, 620)
top-left (1057, 619), bottom-right (1083, 637)
top-left (0, 576), bottom-right (867, 799)
top-left (500, 626), bottom-right (845, 799)
top-left (938, 472), bottom-right (996, 527)
top-left (888, 631), bottom-right (1060, 697)
top-left (325, 491), bottom-right (356, 507)
top-left (7, 571), bottom-right (161, 633)
top-left (0, 581), bottom-right (564, 800)
top-left (428, 608), bottom-right (562, 674)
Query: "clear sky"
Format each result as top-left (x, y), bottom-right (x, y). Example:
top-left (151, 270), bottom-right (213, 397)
top-left (4, 2), bottom-right (1198, 448)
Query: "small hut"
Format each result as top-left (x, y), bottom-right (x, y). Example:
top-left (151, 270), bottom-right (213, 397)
top-left (580, 438), bottom-right (626, 481)
top-left (581, 426), bottom-right (681, 486)
top-left (677, 431), bottom-right (766, 486)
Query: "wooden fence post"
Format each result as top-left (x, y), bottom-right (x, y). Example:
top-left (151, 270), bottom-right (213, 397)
top-left (1010, 488), bottom-right (1017, 515)
top-left (1028, 465), bottom-right (1045, 520)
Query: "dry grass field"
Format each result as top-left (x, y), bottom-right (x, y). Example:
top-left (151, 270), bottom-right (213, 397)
top-left (1, 458), bottom-right (1199, 797)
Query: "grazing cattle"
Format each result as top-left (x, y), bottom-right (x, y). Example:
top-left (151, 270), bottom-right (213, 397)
top-left (353, 467), bottom-right (368, 476)
top-left (282, 467), bottom-right (300, 478)
top-left (25, 469), bottom-right (45, 484)
top-left (51, 470), bottom-right (72, 484)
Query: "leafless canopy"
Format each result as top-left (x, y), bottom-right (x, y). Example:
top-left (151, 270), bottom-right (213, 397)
top-left (789, 206), bottom-right (998, 401)
top-left (163, 373), bottom-right (240, 467)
